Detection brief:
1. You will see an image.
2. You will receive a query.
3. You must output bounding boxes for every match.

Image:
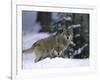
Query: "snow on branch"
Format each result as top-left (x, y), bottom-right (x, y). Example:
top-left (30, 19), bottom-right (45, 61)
top-left (75, 34), bottom-right (80, 38)
top-left (70, 43), bottom-right (88, 58)
top-left (69, 24), bottom-right (81, 28)
top-left (70, 41), bottom-right (76, 46)
top-left (63, 17), bottom-right (72, 21)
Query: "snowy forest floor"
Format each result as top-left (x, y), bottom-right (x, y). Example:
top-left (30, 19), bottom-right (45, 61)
top-left (22, 32), bottom-right (89, 69)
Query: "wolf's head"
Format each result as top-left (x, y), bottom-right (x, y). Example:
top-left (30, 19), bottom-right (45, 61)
top-left (62, 27), bottom-right (73, 41)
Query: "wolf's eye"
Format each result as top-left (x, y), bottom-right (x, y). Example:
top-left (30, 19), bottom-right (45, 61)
top-left (67, 36), bottom-right (69, 39)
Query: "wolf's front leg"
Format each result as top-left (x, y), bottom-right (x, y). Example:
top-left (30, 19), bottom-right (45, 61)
top-left (49, 49), bottom-right (56, 59)
top-left (59, 50), bottom-right (65, 58)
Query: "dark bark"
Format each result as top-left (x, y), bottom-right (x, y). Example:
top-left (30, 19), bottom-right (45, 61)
top-left (37, 12), bottom-right (52, 32)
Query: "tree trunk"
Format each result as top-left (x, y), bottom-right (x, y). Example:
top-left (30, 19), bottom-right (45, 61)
top-left (37, 12), bottom-right (52, 32)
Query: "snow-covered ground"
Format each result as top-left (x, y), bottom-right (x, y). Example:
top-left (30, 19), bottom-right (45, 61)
top-left (22, 33), bottom-right (89, 69)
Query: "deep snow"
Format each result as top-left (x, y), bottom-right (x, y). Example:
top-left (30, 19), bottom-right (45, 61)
top-left (22, 33), bottom-right (89, 69)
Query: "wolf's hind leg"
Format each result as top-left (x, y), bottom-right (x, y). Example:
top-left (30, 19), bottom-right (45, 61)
top-left (34, 57), bottom-right (41, 63)
top-left (34, 52), bottom-right (42, 63)
top-left (34, 51), bottom-right (43, 63)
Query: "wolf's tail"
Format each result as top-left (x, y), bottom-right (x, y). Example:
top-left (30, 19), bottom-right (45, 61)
top-left (22, 47), bottom-right (34, 54)
top-left (22, 42), bottom-right (38, 54)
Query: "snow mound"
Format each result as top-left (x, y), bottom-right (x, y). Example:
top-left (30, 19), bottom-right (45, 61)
top-left (23, 54), bottom-right (89, 69)
top-left (22, 32), bottom-right (89, 69)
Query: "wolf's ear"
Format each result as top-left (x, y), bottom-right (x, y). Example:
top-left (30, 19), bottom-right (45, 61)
top-left (62, 27), bottom-right (67, 32)
top-left (68, 28), bottom-right (72, 31)
top-left (69, 28), bottom-right (73, 32)
top-left (68, 28), bottom-right (73, 36)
